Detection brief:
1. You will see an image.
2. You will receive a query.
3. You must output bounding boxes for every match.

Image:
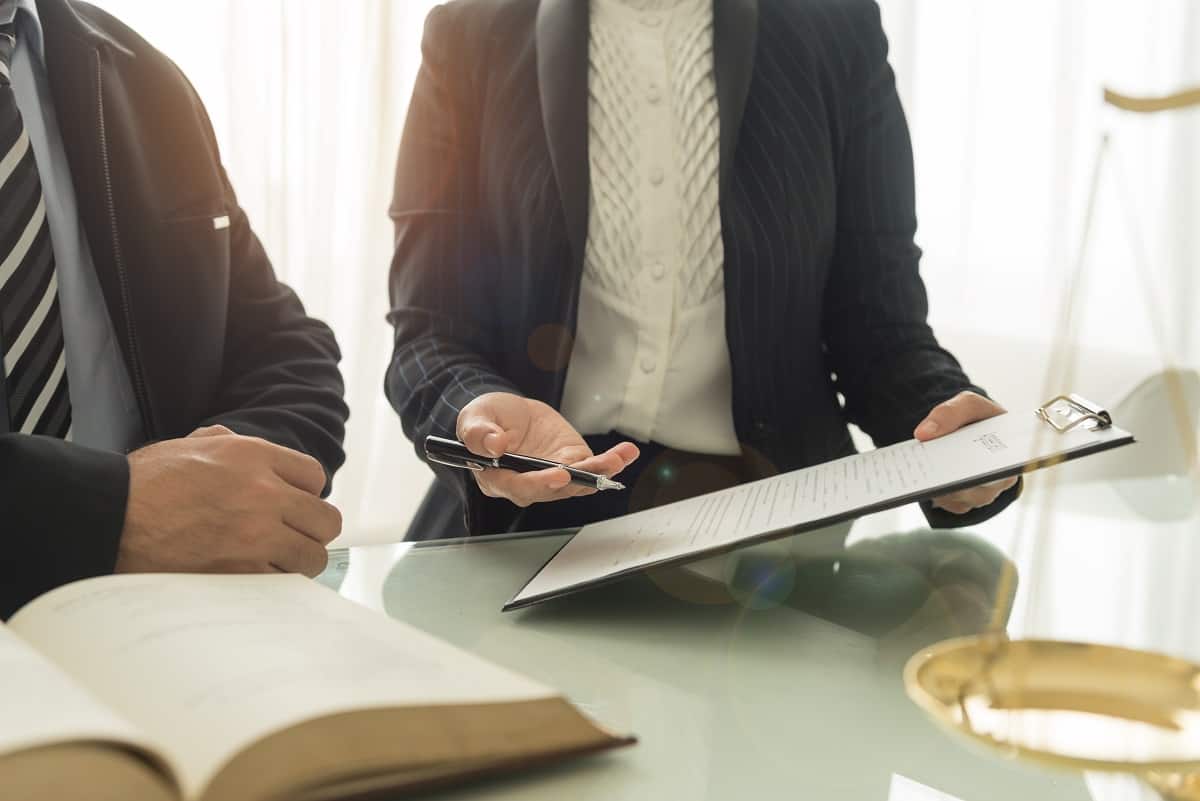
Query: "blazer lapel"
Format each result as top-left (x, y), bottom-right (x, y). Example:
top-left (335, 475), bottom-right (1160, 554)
top-left (714, 0), bottom-right (759, 193)
top-left (536, 0), bottom-right (590, 265)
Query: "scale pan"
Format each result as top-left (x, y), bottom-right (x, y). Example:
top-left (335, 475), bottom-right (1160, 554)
top-left (906, 635), bottom-right (1200, 776)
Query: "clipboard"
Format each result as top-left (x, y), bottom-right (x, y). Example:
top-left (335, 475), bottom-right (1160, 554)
top-left (503, 395), bottom-right (1136, 612)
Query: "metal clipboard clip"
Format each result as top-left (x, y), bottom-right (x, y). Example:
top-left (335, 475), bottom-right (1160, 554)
top-left (1036, 394), bottom-right (1113, 433)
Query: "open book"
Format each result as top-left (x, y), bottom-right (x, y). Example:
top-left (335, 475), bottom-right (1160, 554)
top-left (0, 574), bottom-right (631, 801)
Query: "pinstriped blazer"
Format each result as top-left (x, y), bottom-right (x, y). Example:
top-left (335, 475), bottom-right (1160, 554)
top-left (387, 0), bottom-right (1010, 539)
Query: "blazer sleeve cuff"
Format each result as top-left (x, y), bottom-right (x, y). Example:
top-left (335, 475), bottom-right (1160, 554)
top-left (921, 477), bottom-right (1023, 530)
top-left (430, 377), bottom-right (526, 537)
top-left (0, 437), bottom-right (129, 618)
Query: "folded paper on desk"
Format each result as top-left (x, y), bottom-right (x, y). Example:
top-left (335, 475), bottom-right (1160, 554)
top-left (0, 574), bottom-right (631, 801)
top-left (505, 400), bottom-right (1134, 611)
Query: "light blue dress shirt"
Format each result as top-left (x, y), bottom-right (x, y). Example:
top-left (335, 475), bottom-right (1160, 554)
top-left (0, 0), bottom-right (143, 450)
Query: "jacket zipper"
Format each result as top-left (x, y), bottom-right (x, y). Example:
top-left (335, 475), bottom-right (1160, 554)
top-left (95, 51), bottom-right (154, 440)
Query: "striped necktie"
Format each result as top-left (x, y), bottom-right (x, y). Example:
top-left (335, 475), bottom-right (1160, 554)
top-left (0, 22), bottom-right (71, 438)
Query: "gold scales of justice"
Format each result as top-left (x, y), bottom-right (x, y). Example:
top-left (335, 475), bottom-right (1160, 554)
top-left (903, 84), bottom-right (1200, 799)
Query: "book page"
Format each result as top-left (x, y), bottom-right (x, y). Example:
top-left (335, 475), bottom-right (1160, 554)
top-left (509, 411), bottom-right (1133, 608)
top-left (0, 624), bottom-right (156, 762)
top-left (8, 574), bottom-right (556, 800)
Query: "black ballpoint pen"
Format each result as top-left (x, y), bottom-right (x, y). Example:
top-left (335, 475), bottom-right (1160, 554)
top-left (424, 436), bottom-right (626, 491)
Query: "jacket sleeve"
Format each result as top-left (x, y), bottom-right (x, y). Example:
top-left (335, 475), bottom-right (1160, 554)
top-left (185, 108), bottom-right (348, 495)
top-left (821, 2), bottom-right (1019, 527)
top-left (386, 6), bottom-right (524, 535)
top-left (197, 175), bottom-right (348, 494)
top-left (0, 436), bottom-right (129, 619)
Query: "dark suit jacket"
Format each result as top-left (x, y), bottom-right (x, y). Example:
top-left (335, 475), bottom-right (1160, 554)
top-left (0, 0), bottom-right (348, 618)
top-left (387, 0), bottom-right (1017, 540)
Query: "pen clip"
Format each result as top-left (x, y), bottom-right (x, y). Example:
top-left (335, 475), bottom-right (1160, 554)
top-left (425, 451), bottom-right (487, 472)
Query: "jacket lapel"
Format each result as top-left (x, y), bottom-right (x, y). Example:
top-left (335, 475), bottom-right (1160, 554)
top-left (37, 0), bottom-right (135, 54)
top-left (536, 0), bottom-right (590, 266)
top-left (714, 0), bottom-right (759, 194)
top-left (713, 0), bottom-right (760, 442)
top-left (39, 0), bottom-right (155, 436)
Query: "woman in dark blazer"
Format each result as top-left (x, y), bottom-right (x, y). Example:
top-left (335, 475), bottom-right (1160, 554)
top-left (387, 0), bottom-right (1018, 541)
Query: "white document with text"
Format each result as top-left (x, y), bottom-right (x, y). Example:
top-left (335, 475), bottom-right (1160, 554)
top-left (505, 410), bottom-right (1134, 610)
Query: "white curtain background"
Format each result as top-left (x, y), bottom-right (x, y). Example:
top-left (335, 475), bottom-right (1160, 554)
top-left (93, 0), bottom-right (1198, 544)
top-left (879, 0), bottom-right (1200, 413)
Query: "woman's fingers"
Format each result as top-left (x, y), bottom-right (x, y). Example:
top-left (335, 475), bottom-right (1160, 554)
top-left (932, 476), bottom-right (1019, 514)
top-left (458, 416), bottom-right (507, 459)
top-left (915, 391), bottom-right (1006, 442)
top-left (475, 467), bottom-right (582, 507)
top-left (474, 445), bottom-right (636, 507)
top-left (571, 443), bottom-right (640, 478)
top-left (457, 394), bottom-right (639, 509)
top-left (457, 393), bottom-right (535, 457)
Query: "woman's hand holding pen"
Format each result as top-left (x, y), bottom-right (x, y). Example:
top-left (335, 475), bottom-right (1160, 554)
top-left (456, 393), bottom-right (640, 508)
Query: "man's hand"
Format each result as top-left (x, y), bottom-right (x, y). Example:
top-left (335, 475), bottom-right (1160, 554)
top-left (115, 426), bottom-right (342, 577)
top-left (915, 392), bottom-right (1019, 515)
top-left (456, 393), bottom-right (639, 508)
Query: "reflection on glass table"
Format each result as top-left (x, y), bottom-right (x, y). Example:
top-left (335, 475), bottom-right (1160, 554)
top-left (324, 370), bottom-right (1198, 801)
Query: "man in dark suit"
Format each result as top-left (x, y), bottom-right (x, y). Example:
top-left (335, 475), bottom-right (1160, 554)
top-left (387, 0), bottom-right (1018, 541)
top-left (0, 0), bottom-right (347, 618)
